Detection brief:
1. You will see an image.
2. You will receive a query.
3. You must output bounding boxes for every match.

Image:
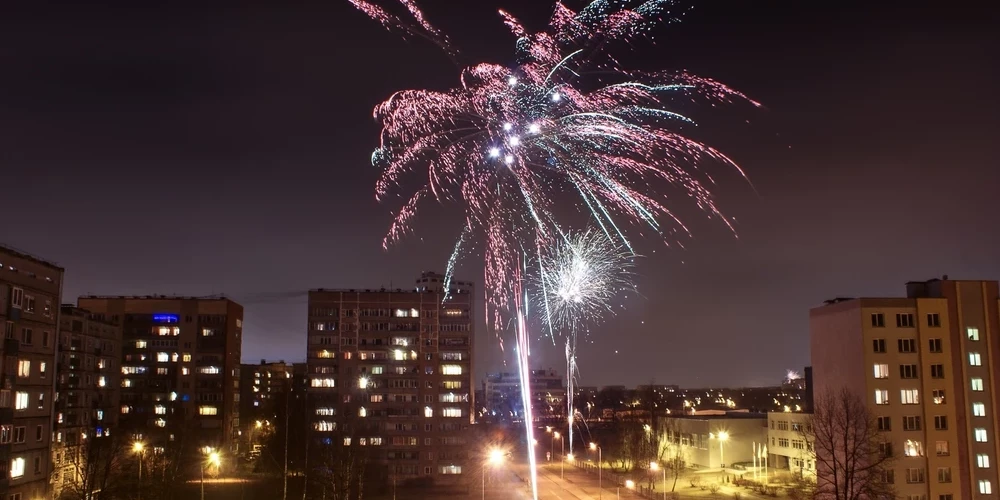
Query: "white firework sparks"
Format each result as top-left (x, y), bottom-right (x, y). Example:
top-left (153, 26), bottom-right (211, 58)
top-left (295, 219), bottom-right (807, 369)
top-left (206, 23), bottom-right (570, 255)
top-left (535, 228), bottom-right (634, 334)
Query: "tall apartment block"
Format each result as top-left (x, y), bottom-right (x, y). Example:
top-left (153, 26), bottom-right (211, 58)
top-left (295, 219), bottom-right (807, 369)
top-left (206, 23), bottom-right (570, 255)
top-left (483, 369), bottom-right (565, 422)
top-left (76, 296), bottom-right (244, 456)
top-left (0, 245), bottom-right (64, 500)
top-left (51, 306), bottom-right (122, 497)
top-left (306, 272), bottom-right (474, 484)
top-left (811, 278), bottom-right (1000, 499)
top-left (239, 360), bottom-right (294, 428)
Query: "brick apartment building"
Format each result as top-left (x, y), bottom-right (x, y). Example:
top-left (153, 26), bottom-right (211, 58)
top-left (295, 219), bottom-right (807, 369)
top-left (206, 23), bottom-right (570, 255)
top-left (76, 296), bottom-right (244, 459)
top-left (0, 245), bottom-right (64, 500)
top-left (305, 272), bottom-right (474, 484)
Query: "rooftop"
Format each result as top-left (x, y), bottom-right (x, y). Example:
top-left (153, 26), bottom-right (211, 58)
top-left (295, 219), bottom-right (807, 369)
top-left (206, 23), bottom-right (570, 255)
top-left (0, 243), bottom-right (64, 271)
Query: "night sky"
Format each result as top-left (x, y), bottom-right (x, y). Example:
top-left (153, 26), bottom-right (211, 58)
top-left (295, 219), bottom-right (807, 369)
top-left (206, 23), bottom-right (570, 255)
top-left (2, 1), bottom-right (997, 388)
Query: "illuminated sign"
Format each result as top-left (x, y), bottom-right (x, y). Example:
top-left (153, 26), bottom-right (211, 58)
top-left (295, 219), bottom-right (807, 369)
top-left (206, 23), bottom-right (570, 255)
top-left (152, 314), bottom-right (179, 323)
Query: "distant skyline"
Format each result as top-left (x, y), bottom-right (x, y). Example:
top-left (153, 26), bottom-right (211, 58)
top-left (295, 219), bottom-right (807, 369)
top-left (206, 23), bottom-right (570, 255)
top-left (1, 1), bottom-right (996, 387)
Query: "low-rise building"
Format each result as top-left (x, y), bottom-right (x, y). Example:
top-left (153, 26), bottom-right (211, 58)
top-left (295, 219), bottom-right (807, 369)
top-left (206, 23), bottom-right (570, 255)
top-left (766, 412), bottom-right (815, 477)
top-left (483, 369), bottom-right (565, 422)
top-left (657, 413), bottom-right (768, 469)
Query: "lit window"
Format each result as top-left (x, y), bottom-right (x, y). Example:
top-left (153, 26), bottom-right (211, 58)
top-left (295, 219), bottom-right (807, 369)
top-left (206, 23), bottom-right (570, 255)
top-left (201, 328), bottom-right (215, 337)
top-left (975, 428), bottom-right (988, 442)
top-left (156, 367), bottom-right (168, 375)
top-left (444, 309), bottom-right (462, 317)
top-left (439, 393), bottom-right (466, 403)
top-left (441, 365), bottom-right (463, 375)
top-left (359, 407), bottom-right (367, 418)
top-left (343, 437), bottom-right (351, 446)
top-left (443, 381), bottom-right (463, 390)
top-left (974, 403), bottom-right (987, 417)
top-left (154, 405), bottom-right (166, 415)
top-left (154, 419), bottom-right (166, 428)
top-left (97, 376), bottom-right (106, 387)
top-left (969, 328), bottom-right (980, 341)
top-left (442, 407), bottom-right (462, 418)
top-left (198, 366), bottom-right (221, 375)
top-left (311, 378), bottom-right (336, 388)
top-left (314, 421), bottom-right (336, 432)
top-left (39, 362), bottom-right (46, 377)
top-left (424, 406), bottom-right (433, 418)
top-left (96, 410), bottom-right (104, 421)
top-left (156, 352), bottom-right (169, 362)
top-left (17, 360), bottom-right (30, 378)
top-left (978, 454), bottom-right (991, 469)
top-left (317, 350), bottom-right (334, 359)
top-left (181, 368), bottom-right (190, 375)
top-left (874, 389), bottom-right (889, 405)
top-left (972, 378), bottom-right (985, 391)
top-left (410, 308), bottom-right (419, 317)
top-left (315, 408), bottom-right (336, 416)
top-left (121, 405), bottom-right (130, 414)
top-left (970, 352), bottom-right (982, 366)
top-left (439, 465), bottom-right (462, 474)
top-left (122, 379), bottom-right (132, 388)
top-left (171, 353), bottom-right (179, 362)
top-left (169, 392), bottom-right (177, 401)
top-left (900, 389), bottom-right (919, 405)
top-left (394, 309), bottom-right (408, 318)
top-left (10, 457), bottom-right (24, 478)
top-left (371, 366), bottom-right (384, 375)
top-left (980, 480), bottom-right (993, 495)
top-left (903, 440), bottom-right (924, 457)
top-left (136, 340), bottom-right (147, 348)
top-left (394, 350), bottom-right (405, 361)
top-left (15, 392), bottom-right (28, 410)
top-left (873, 364), bottom-right (889, 379)
top-left (182, 354), bottom-right (192, 362)
top-left (198, 406), bottom-right (218, 416)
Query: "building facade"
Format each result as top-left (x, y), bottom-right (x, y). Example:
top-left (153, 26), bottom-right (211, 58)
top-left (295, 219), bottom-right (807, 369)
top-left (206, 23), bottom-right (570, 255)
top-left (657, 414), bottom-right (768, 469)
top-left (52, 306), bottom-right (122, 497)
top-left (766, 412), bottom-right (815, 477)
top-left (305, 272), bottom-right (474, 485)
top-left (482, 369), bottom-right (566, 422)
top-left (811, 278), bottom-right (999, 499)
top-left (240, 360), bottom-right (294, 426)
top-left (76, 296), bottom-right (244, 457)
top-left (0, 245), bottom-right (64, 500)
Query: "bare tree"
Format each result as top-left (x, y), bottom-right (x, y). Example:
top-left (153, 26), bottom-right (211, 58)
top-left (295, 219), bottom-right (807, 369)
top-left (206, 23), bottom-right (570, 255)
top-left (807, 388), bottom-right (894, 500)
top-left (656, 420), bottom-right (686, 493)
top-left (56, 432), bottom-right (128, 500)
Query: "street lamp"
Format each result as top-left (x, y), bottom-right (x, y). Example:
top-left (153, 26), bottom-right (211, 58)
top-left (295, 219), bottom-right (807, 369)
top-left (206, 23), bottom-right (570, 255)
top-left (619, 479), bottom-right (635, 500)
top-left (711, 431), bottom-right (729, 469)
top-left (590, 442), bottom-right (602, 500)
top-left (650, 461), bottom-right (666, 500)
top-left (483, 448), bottom-right (505, 500)
top-left (201, 447), bottom-right (221, 500)
top-left (553, 431), bottom-right (564, 478)
top-left (132, 442), bottom-right (144, 500)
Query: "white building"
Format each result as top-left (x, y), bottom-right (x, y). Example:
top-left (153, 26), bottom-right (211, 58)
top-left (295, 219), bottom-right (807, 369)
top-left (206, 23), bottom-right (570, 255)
top-left (766, 412), bottom-right (815, 477)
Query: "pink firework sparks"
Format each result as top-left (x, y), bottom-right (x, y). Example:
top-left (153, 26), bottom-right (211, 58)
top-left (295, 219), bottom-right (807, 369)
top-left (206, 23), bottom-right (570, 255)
top-left (351, 0), bottom-right (759, 329)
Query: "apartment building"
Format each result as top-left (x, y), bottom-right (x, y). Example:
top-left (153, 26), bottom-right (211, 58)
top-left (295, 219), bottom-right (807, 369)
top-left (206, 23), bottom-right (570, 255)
top-left (51, 306), bottom-right (122, 497)
top-left (811, 278), bottom-right (999, 499)
top-left (240, 360), bottom-right (294, 427)
top-left (305, 272), bottom-right (474, 485)
top-left (766, 412), bottom-right (815, 477)
top-left (0, 245), bottom-right (64, 500)
top-left (76, 296), bottom-right (244, 457)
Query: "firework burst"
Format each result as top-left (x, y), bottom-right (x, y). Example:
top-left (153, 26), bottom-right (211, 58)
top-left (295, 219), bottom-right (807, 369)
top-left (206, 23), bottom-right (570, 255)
top-left (535, 228), bottom-right (634, 335)
top-left (351, 0), bottom-right (759, 328)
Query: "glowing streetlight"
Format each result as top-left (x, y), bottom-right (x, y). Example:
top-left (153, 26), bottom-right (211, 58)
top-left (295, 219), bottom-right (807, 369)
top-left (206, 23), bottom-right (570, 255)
top-left (712, 431), bottom-right (730, 469)
top-left (133, 442), bottom-right (145, 500)
top-left (552, 432), bottom-right (564, 478)
top-left (650, 462), bottom-right (666, 500)
top-left (484, 448), bottom-right (505, 499)
top-left (201, 447), bottom-right (221, 500)
top-left (255, 420), bottom-right (263, 429)
top-left (590, 443), bottom-right (603, 499)
top-left (625, 479), bottom-right (635, 489)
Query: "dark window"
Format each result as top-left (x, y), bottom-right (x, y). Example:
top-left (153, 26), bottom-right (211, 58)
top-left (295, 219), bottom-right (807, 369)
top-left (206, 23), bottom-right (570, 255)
top-left (877, 416), bottom-right (891, 431)
top-left (927, 313), bottom-right (941, 327)
top-left (896, 313), bottom-right (915, 327)
top-left (898, 339), bottom-right (917, 353)
top-left (873, 339), bottom-right (887, 353)
top-left (871, 313), bottom-right (885, 327)
top-left (934, 416), bottom-right (948, 430)
top-left (928, 338), bottom-right (942, 353)
top-left (930, 364), bottom-right (945, 379)
top-left (899, 364), bottom-right (919, 378)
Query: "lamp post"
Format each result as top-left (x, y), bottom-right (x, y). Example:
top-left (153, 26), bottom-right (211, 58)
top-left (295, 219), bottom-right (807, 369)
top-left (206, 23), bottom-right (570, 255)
top-left (132, 442), bottom-right (144, 500)
top-left (619, 479), bottom-right (635, 500)
top-left (553, 432), bottom-right (564, 479)
top-left (201, 447), bottom-right (221, 500)
top-left (590, 442), bottom-right (602, 499)
top-left (711, 431), bottom-right (729, 469)
top-left (650, 461), bottom-right (665, 500)
top-left (483, 448), bottom-right (504, 500)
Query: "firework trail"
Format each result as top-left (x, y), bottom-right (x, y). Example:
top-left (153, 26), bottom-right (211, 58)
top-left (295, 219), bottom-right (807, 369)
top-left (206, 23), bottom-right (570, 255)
top-left (513, 264), bottom-right (540, 500)
top-left (534, 228), bottom-right (633, 453)
top-left (350, 1), bottom-right (755, 492)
